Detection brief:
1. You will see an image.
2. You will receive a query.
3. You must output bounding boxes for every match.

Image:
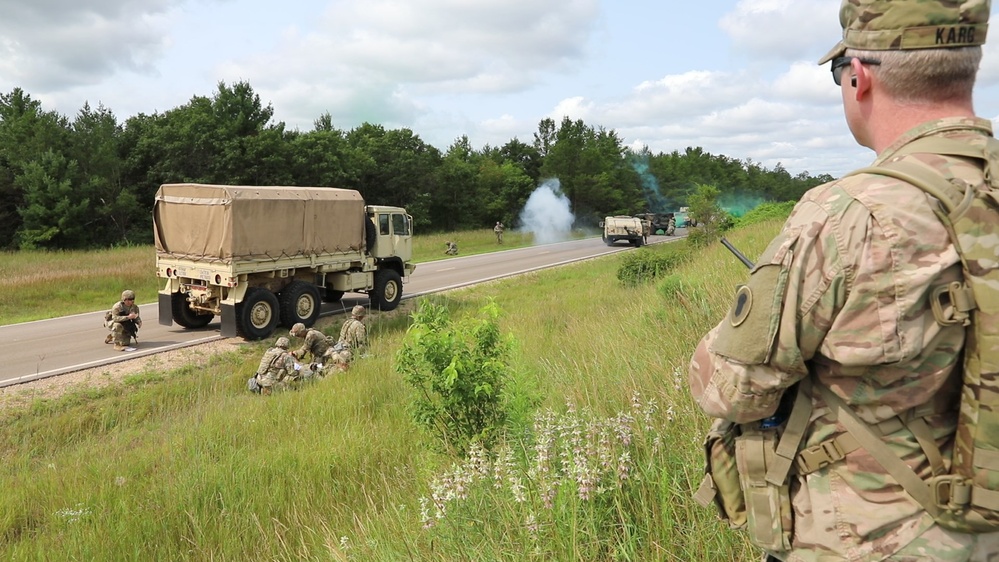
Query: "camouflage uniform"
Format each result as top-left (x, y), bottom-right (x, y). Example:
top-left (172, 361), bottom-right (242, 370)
top-left (494, 222), bottom-right (504, 243)
top-left (107, 290), bottom-right (141, 349)
top-left (690, 1), bottom-right (999, 560)
top-left (325, 306), bottom-right (368, 368)
top-left (337, 317), bottom-right (367, 353)
top-left (290, 325), bottom-right (330, 362)
top-left (255, 338), bottom-right (297, 394)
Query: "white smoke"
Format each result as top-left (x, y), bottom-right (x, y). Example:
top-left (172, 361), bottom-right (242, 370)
top-left (518, 178), bottom-right (575, 245)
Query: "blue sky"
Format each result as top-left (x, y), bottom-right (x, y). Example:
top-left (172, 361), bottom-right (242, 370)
top-left (3, 0), bottom-right (999, 178)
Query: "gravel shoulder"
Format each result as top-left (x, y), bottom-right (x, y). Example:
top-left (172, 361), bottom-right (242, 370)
top-left (0, 337), bottom-right (246, 413)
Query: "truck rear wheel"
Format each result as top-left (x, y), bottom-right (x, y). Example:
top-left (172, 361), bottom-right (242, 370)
top-left (279, 281), bottom-right (322, 328)
top-left (171, 292), bottom-right (213, 329)
top-left (236, 287), bottom-right (280, 340)
top-left (372, 269), bottom-right (403, 311)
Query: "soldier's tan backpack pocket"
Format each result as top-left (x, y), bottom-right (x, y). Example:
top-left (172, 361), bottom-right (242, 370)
top-left (693, 418), bottom-right (747, 529)
top-left (734, 423), bottom-right (793, 553)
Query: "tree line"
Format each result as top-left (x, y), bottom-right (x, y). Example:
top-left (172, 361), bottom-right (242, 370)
top-left (0, 81), bottom-right (834, 251)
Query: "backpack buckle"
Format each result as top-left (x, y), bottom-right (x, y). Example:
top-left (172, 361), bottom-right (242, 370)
top-left (796, 439), bottom-right (847, 474)
top-left (930, 475), bottom-right (972, 510)
top-left (930, 282), bottom-right (975, 327)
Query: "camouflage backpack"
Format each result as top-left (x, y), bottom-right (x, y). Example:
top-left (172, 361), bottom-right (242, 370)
top-left (694, 136), bottom-right (999, 547)
top-left (828, 136), bottom-right (999, 533)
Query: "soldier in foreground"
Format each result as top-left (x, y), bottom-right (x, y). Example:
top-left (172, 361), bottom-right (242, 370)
top-left (105, 289), bottom-right (142, 351)
top-left (250, 337), bottom-right (297, 395)
top-left (688, 1), bottom-right (999, 560)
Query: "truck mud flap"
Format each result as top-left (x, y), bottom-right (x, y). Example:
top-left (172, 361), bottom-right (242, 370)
top-left (159, 293), bottom-right (173, 326)
top-left (221, 303), bottom-right (237, 338)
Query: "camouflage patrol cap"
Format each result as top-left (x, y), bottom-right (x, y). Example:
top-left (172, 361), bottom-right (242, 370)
top-left (818, 0), bottom-right (991, 64)
top-left (275, 337), bottom-right (290, 349)
top-left (352, 305), bottom-right (366, 318)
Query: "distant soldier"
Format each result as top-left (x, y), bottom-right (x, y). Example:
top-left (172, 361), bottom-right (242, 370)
top-left (444, 241), bottom-right (458, 255)
top-left (288, 322), bottom-right (329, 363)
top-left (250, 337), bottom-right (297, 395)
top-left (494, 221), bottom-right (504, 244)
top-left (666, 213), bottom-right (676, 236)
top-left (105, 289), bottom-right (142, 351)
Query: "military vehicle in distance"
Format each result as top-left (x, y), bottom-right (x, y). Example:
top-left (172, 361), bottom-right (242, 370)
top-left (154, 184), bottom-right (415, 340)
top-left (600, 215), bottom-right (646, 247)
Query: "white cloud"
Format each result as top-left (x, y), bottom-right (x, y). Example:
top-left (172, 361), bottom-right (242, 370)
top-left (217, 0), bottom-right (601, 130)
top-left (0, 0), bottom-right (181, 90)
top-left (720, 0), bottom-right (839, 60)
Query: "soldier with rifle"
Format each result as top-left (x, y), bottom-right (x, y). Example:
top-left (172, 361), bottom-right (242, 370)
top-left (688, 1), bottom-right (999, 560)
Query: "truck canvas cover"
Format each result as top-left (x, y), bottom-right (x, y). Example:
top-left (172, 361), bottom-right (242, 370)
top-left (154, 184), bottom-right (366, 263)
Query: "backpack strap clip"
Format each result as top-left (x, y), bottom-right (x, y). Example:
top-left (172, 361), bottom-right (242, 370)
top-left (930, 281), bottom-right (977, 326)
top-left (930, 475), bottom-right (973, 511)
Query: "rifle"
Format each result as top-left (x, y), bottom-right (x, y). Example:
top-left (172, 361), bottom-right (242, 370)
top-left (720, 237), bottom-right (754, 269)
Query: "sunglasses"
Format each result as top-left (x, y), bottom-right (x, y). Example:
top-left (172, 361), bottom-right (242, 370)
top-left (831, 56), bottom-right (881, 86)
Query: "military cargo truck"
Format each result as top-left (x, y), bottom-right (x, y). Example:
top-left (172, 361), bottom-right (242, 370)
top-left (154, 184), bottom-right (415, 340)
top-left (600, 215), bottom-right (645, 247)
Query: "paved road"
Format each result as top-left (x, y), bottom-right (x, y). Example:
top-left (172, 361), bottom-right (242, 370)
top-left (0, 234), bottom-right (683, 387)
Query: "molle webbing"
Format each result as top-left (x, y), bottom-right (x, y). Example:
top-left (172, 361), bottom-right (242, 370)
top-left (845, 135), bottom-right (999, 532)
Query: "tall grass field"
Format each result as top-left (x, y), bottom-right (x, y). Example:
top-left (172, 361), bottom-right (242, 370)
top-left (0, 221), bottom-right (783, 560)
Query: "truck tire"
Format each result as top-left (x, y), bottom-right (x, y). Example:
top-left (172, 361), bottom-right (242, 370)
top-left (372, 269), bottom-right (403, 311)
top-left (279, 281), bottom-right (322, 328)
top-left (235, 287), bottom-right (280, 340)
top-left (602, 235), bottom-right (612, 246)
top-left (171, 292), bottom-right (213, 329)
top-left (323, 288), bottom-right (345, 303)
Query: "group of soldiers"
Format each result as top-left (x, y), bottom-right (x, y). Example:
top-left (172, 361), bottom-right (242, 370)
top-left (249, 304), bottom-right (369, 395)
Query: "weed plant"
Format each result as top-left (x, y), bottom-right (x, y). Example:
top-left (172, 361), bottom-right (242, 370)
top-left (0, 219), bottom-right (786, 560)
top-left (616, 242), bottom-right (694, 286)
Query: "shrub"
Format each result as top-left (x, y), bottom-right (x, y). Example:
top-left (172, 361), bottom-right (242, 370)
top-left (616, 243), bottom-right (693, 286)
top-left (733, 201), bottom-right (795, 228)
top-left (395, 299), bottom-right (513, 455)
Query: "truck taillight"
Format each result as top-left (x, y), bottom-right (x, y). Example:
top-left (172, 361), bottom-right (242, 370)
top-left (166, 268), bottom-right (173, 277)
top-left (215, 274), bottom-right (222, 285)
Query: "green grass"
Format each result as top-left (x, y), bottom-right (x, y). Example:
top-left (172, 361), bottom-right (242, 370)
top-left (0, 221), bottom-right (783, 560)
